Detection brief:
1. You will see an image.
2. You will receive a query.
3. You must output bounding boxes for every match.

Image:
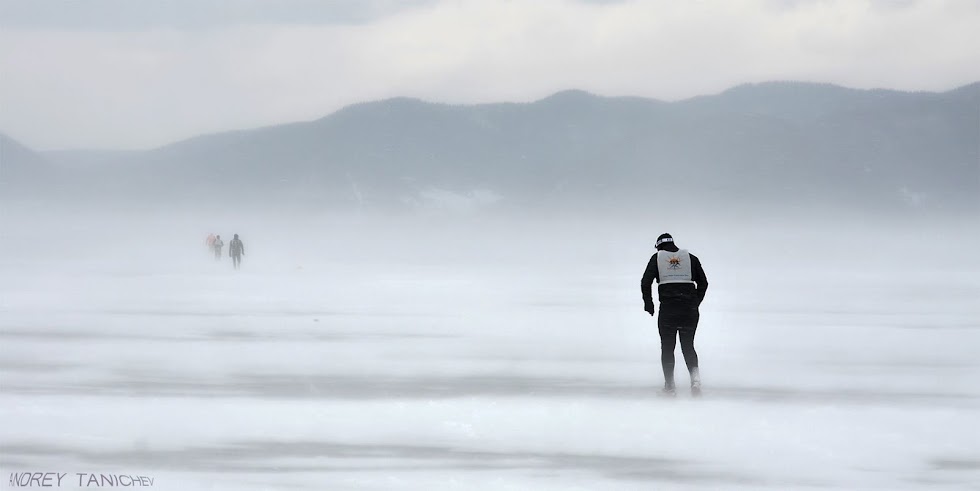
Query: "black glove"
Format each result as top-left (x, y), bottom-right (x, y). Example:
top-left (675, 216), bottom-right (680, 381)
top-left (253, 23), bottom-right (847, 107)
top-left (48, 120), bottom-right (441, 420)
top-left (644, 303), bottom-right (655, 316)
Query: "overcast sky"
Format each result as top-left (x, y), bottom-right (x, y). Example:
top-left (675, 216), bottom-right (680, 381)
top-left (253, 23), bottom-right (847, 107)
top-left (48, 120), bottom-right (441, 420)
top-left (1, 0), bottom-right (978, 150)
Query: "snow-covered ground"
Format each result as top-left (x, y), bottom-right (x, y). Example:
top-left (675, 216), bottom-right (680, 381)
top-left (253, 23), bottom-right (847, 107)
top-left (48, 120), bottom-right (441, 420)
top-left (2, 210), bottom-right (978, 490)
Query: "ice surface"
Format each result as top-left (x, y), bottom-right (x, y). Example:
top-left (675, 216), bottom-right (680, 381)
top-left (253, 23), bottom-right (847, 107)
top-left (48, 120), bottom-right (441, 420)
top-left (1, 209), bottom-right (979, 490)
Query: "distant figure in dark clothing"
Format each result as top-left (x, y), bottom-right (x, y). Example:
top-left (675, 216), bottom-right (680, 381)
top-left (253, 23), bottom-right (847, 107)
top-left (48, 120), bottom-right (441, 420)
top-left (641, 233), bottom-right (709, 396)
top-left (212, 235), bottom-right (224, 261)
top-left (229, 234), bottom-right (245, 269)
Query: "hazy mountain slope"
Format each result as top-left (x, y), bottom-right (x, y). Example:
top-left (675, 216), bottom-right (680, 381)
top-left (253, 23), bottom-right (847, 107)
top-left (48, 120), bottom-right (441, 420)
top-left (4, 82), bottom-right (978, 212)
top-left (1, 133), bottom-right (56, 200)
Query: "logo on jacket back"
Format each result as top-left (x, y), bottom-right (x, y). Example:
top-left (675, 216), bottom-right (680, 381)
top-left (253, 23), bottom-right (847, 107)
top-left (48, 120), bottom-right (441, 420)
top-left (657, 249), bottom-right (693, 284)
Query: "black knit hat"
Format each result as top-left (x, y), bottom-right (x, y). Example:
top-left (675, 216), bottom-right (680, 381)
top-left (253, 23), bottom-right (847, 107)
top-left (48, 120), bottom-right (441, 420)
top-left (655, 233), bottom-right (674, 250)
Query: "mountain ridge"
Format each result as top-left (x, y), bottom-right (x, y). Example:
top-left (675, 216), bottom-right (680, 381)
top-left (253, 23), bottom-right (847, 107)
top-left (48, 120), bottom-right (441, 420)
top-left (3, 81), bottom-right (978, 213)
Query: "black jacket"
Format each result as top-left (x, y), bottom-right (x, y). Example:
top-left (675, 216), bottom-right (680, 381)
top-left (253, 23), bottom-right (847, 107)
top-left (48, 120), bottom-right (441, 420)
top-left (229, 239), bottom-right (245, 256)
top-left (640, 247), bottom-right (708, 313)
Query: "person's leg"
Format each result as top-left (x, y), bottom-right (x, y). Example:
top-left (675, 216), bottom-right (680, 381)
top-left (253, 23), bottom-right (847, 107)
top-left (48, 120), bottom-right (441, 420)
top-left (678, 310), bottom-right (701, 394)
top-left (678, 327), bottom-right (699, 372)
top-left (658, 321), bottom-right (678, 391)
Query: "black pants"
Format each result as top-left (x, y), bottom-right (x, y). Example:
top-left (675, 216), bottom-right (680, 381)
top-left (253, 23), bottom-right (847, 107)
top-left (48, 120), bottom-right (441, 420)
top-left (231, 254), bottom-right (241, 268)
top-left (658, 308), bottom-right (699, 388)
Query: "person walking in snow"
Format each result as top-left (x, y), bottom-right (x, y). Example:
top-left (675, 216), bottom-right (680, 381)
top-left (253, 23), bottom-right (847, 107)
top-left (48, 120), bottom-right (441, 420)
top-left (229, 234), bottom-right (245, 269)
top-left (212, 234), bottom-right (224, 261)
top-left (641, 233), bottom-right (709, 396)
